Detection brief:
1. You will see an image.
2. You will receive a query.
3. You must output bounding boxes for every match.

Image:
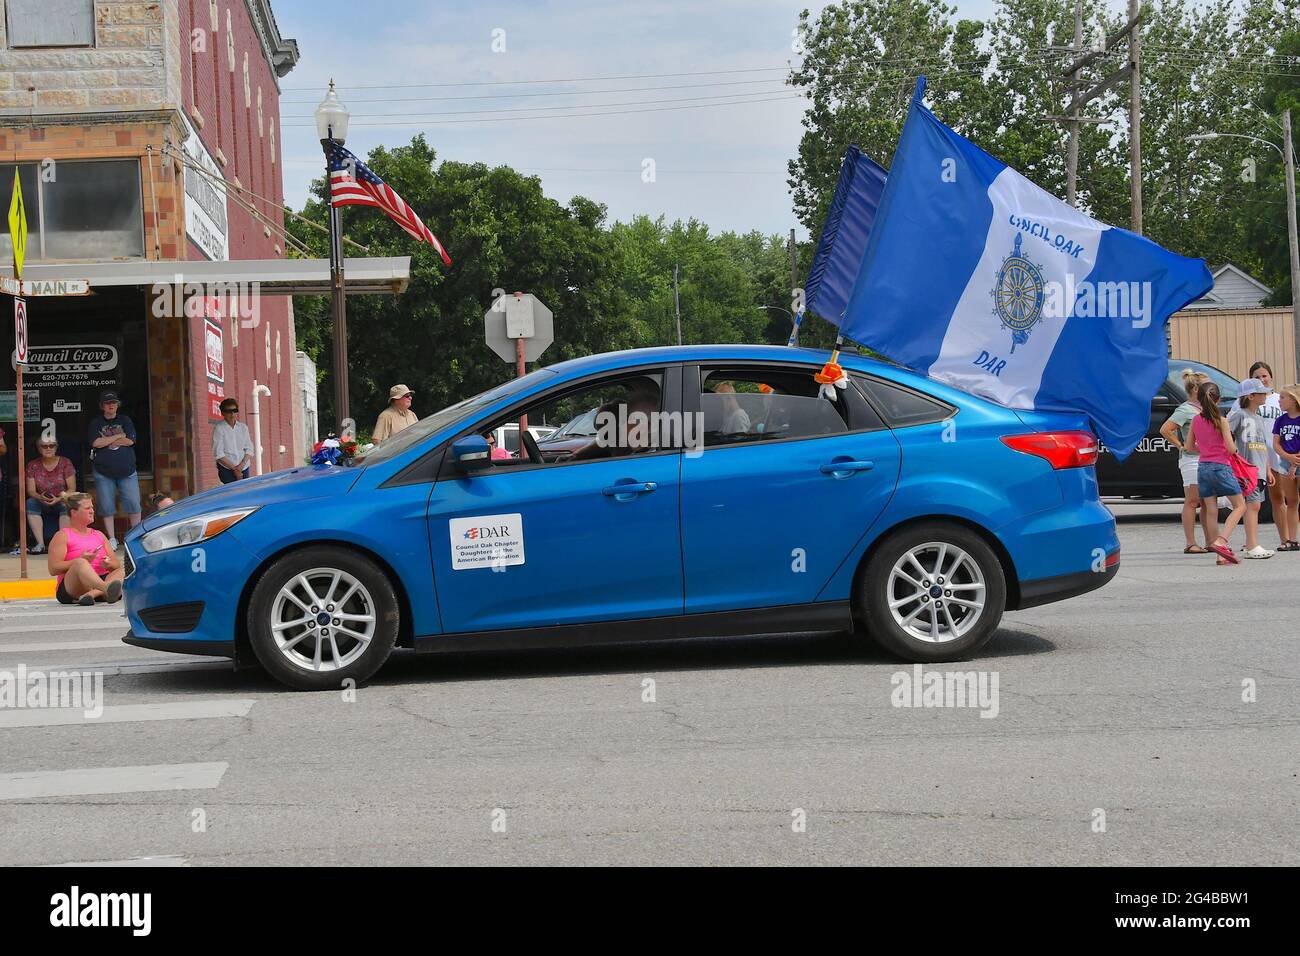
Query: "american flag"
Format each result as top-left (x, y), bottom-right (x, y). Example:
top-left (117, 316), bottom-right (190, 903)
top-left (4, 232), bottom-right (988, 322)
top-left (327, 141), bottom-right (452, 266)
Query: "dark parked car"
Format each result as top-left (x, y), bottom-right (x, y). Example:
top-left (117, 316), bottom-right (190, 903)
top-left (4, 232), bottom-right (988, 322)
top-left (1096, 358), bottom-right (1242, 499)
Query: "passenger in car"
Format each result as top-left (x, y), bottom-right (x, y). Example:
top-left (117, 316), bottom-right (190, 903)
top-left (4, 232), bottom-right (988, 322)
top-left (713, 382), bottom-right (752, 435)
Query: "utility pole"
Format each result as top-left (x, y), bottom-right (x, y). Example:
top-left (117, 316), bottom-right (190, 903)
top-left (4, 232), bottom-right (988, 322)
top-left (1285, 109), bottom-right (1300, 382)
top-left (788, 228), bottom-right (798, 301)
top-left (1128, 0), bottom-right (1143, 234)
top-left (1046, 2), bottom-right (1142, 212)
top-left (1066, 0), bottom-right (1082, 207)
top-left (672, 263), bottom-right (683, 346)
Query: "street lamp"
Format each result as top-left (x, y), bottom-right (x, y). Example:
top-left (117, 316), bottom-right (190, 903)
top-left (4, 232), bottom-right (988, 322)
top-left (315, 80), bottom-right (351, 426)
top-left (1187, 112), bottom-right (1300, 382)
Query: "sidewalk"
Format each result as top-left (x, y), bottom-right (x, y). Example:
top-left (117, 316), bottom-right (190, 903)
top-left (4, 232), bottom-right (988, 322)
top-left (0, 553), bottom-right (58, 600)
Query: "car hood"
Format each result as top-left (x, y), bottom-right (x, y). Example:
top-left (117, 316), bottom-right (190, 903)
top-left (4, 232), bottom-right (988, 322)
top-left (137, 464), bottom-right (362, 533)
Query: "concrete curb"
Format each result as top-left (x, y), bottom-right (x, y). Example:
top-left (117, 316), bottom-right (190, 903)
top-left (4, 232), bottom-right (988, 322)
top-left (0, 579), bottom-right (58, 601)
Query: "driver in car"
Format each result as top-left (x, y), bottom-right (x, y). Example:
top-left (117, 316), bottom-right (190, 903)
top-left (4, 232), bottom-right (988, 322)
top-left (569, 379), bottom-right (662, 461)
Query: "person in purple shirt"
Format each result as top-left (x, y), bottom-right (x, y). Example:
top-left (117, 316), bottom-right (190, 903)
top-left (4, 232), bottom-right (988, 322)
top-left (1271, 385), bottom-right (1300, 550)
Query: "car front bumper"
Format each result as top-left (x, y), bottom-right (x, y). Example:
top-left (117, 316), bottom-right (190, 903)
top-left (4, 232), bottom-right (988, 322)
top-left (122, 527), bottom-right (261, 658)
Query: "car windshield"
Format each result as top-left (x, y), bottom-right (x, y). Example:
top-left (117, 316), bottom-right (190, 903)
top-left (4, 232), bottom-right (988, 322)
top-left (354, 369), bottom-right (555, 466)
top-left (542, 408), bottom-right (600, 440)
top-left (1167, 359), bottom-right (1239, 401)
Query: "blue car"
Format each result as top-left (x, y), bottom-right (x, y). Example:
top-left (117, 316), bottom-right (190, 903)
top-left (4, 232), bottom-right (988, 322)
top-left (122, 345), bottom-right (1119, 690)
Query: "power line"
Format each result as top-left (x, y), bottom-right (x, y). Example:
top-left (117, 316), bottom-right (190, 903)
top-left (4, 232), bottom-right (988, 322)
top-left (282, 89), bottom-right (808, 120)
top-left (280, 77), bottom-right (790, 105)
top-left (280, 93), bottom-right (805, 127)
top-left (281, 66), bottom-right (791, 92)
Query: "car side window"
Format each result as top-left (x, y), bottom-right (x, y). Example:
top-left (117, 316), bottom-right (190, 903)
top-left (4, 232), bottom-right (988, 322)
top-left (853, 375), bottom-right (955, 427)
top-left (699, 367), bottom-right (875, 447)
top-left (478, 370), bottom-right (667, 466)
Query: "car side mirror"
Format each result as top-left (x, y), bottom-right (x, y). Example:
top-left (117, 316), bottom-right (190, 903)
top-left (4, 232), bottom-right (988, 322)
top-left (451, 435), bottom-right (492, 471)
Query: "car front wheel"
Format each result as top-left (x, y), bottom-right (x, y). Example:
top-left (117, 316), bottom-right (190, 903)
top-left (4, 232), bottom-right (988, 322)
top-left (856, 522), bottom-right (1006, 662)
top-left (247, 546), bottom-right (399, 690)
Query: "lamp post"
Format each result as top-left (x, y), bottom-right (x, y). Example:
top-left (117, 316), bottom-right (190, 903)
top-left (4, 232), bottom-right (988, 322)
top-left (315, 80), bottom-right (351, 425)
top-left (1188, 115), bottom-right (1300, 381)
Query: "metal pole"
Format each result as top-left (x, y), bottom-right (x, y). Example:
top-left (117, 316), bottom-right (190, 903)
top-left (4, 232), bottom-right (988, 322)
top-left (324, 139), bottom-right (349, 426)
top-left (1066, 0), bottom-right (1082, 207)
top-left (673, 263), bottom-right (682, 346)
top-left (1128, 0), bottom-right (1143, 234)
top-left (16, 359), bottom-right (26, 579)
top-left (516, 337), bottom-right (528, 435)
top-left (1284, 108), bottom-right (1300, 384)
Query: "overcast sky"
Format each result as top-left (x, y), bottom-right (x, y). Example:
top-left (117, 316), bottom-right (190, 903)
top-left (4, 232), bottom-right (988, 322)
top-left (272, 0), bottom-right (1127, 239)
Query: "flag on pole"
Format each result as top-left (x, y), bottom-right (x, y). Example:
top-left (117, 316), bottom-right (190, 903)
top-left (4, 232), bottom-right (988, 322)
top-left (803, 145), bottom-right (888, 326)
top-left (327, 141), bottom-right (452, 266)
top-left (840, 77), bottom-right (1213, 459)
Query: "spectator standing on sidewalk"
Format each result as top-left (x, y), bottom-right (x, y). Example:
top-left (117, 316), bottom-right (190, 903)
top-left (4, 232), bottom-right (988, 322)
top-left (1159, 370), bottom-right (1212, 554)
top-left (87, 390), bottom-right (141, 552)
top-left (1249, 361), bottom-right (1288, 547)
top-left (24, 437), bottom-right (76, 554)
top-left (1229, 378), bottom-right (1275, 559)
top-left (1186, 382), bottom-right (1246, 565)
top-left (372, 385), bottom-right (417, 443)
top-left (212, 398), bottom-right (254, 483)
top-left (1271, 385), bottom-right (1300, 550)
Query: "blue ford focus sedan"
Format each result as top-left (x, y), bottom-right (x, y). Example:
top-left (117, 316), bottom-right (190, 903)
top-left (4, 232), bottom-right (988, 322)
top-left (122, 345), bottom-right (1119, 690)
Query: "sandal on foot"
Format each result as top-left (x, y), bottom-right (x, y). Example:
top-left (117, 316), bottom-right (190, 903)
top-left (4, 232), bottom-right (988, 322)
top-left (1184, 545), bottom-right (1209, 554)
top-left (1210, 540), bottom-right (1240, 564)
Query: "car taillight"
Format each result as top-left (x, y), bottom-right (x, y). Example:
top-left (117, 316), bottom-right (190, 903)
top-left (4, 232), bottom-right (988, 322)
top-left (1000, 431), bottom-right (1099, 469)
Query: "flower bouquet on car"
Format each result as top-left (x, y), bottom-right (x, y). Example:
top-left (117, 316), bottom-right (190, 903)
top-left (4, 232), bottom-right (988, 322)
top-left (310, 434), bottom-right (359, 466)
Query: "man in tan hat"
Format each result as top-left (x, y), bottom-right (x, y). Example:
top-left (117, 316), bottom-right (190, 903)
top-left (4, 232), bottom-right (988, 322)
top-left (372, 384), bottom-right (418, 443)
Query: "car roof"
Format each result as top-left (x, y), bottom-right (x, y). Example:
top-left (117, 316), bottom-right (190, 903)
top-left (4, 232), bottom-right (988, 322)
top-left (539, 343), bottom-right (902, 378)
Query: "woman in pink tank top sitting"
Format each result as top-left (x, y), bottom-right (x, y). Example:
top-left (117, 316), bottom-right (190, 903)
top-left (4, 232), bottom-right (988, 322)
top-left (47, 492), bottom-right (124, 605)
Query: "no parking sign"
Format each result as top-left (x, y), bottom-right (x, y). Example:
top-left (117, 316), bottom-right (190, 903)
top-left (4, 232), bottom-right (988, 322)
top-left (13, 296), bottom-right (27, 365)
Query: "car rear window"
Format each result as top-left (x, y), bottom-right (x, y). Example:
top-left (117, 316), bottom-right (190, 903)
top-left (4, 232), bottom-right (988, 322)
top-left (853, 375), bottom-right (955, 427)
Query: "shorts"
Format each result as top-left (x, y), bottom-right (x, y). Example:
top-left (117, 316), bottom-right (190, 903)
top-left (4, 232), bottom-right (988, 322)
top-left (1178, 457), bottom-right (1200, 488)
top-left (1245, 480), bottom-right (1266, 504)
top-left (55, 578), bottom-right (74, 605)
top-left (93, 471), bottom-right (141, 516)
top-left (25, 499), bottom-right (67, 517)
top-left (1197, 461), bottom-right (1240, 499)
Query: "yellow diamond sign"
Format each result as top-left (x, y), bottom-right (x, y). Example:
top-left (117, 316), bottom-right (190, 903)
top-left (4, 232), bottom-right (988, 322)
top-left (8, 170), bottom-right (27, 279)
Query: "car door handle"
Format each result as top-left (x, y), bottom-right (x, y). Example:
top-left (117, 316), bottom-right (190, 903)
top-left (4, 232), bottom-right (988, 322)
top-left (602, 480), bottom-right (658, 500)
top-left (820, 458), bottom-right (875, 476)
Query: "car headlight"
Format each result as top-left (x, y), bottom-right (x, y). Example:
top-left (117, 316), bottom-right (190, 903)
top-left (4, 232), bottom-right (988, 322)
top-left (139, 507), bottom-right (258, 554)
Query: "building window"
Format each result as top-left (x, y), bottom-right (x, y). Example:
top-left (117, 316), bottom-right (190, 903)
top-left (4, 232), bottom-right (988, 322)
top-left (5, 0), bottom-right (94, 48)
top-left (0, 161), bottom-right (144, 262)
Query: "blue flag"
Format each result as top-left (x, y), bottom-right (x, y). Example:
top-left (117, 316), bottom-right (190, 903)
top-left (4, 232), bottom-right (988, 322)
top-left (842, 77), bottom-right (1213, 459)
top-left (804, 146), bottom-right (888, 326)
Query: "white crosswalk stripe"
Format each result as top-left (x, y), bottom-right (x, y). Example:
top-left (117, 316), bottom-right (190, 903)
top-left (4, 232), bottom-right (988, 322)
top-left (0, 699), bottom-right (255, 729)
top-left (0, 640), bottom-right (124, 653)
top-left (0, 763), bottom-right (229, 800)
top-left (45, 856), bottom-right (189, 867)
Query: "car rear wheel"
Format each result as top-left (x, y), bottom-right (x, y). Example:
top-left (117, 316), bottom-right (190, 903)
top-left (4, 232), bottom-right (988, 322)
top-left (855, 522), bottom-right (1006, 662)
top-left (247, 546), bottom-right (399, 690)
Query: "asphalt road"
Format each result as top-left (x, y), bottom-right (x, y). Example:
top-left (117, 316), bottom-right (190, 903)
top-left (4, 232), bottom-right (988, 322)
top-left (0, 500), bottom-right (1295, 866)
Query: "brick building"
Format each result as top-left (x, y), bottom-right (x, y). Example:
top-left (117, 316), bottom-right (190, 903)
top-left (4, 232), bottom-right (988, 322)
top-left (0, 0), bottom-right (407, 543)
